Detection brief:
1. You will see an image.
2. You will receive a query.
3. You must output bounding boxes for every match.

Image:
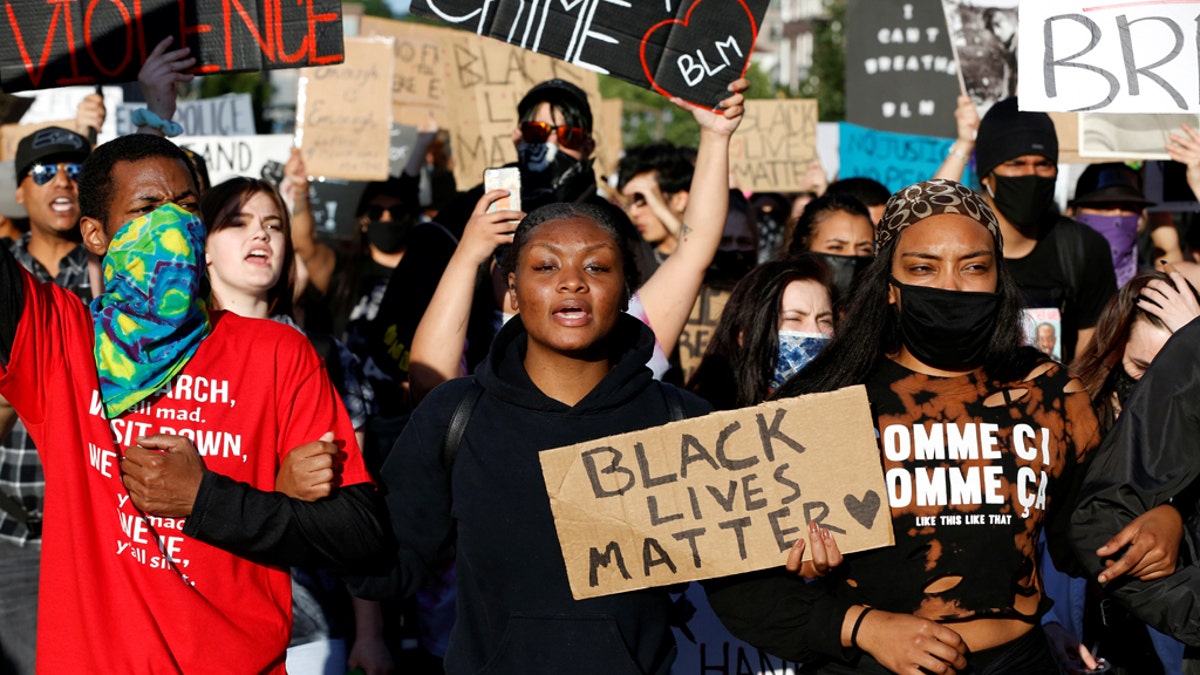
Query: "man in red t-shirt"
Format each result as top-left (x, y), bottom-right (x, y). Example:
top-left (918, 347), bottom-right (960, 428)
top-left (0, 134), bottom-right (385, 673)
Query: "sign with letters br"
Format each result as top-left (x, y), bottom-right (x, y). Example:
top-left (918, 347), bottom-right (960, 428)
top-left (1019, 0), bottom-right (1200, 113)
top-left (540, 385), bottom-right (893, 600)
top-left (0, 0), bottom-right (344, 92)
top-left (409, 0), bottom-right (769, 110)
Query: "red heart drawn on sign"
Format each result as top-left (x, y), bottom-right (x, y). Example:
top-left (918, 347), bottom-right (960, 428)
top-left (639, 0), bottom-right (759, 111)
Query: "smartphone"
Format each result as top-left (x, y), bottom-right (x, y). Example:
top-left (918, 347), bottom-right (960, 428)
top-left (483, 167), bottom-right (521, 214)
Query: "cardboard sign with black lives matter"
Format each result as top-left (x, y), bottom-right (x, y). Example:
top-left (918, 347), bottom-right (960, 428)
top-left (845, 0), bottom-right (958, 137)
top-left (409, 0), bottom-right (769, 110)
top-left (0, 0), bottom-right (344, 92)
top-left (730, 99), bottom-right (818, 193)
top-left (540, 386), bottom-right (893, 600)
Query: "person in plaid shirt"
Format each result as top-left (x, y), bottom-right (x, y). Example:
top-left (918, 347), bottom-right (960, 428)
top-left (0, 125), bottom-right (95, 675)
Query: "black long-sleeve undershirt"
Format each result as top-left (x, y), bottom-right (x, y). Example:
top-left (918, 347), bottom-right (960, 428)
top-left (183, 473), bottom-right (388, 571)
top-left (0, 243), bottom-right (23, 367)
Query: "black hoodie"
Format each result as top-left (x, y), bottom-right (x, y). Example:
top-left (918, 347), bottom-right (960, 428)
top-left (380, 312), bottom-right (711, 674)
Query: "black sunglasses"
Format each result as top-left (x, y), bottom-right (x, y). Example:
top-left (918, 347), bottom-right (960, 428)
top-left (519, 121), bottom-right (589, 151)
top-left (29, 163), bottom-right (82, 186)
top-left (361, 204), bottom-right (409, 222)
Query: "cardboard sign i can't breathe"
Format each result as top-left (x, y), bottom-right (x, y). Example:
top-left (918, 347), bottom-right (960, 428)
top-left (409, 0), bottom-right (769, 110)
top-left (539, 385), bottom-right (894, 600)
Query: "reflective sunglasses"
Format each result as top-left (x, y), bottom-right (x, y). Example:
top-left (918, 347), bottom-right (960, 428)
top-left (519, 121), bottom-right (589, 151)
top-left (29, 162), bottom-right (83, 186)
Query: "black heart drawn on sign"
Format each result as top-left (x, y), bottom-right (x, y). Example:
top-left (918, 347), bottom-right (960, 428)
top-left (638, 0), bottom-right (758, 110)
top-left (844, 491), bottom-right (881, 530)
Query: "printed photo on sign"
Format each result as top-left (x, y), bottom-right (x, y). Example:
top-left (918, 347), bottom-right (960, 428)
top-left (941, 0), bottom-right (1017, 119)
top-left (1023, 308), bottom-right (1062, 362)
top-left (409, 0), bottom-right (769, 110)
top-left (1019, 0), bottom-right (1200, 114)
top-left (1079, 113), bottom-right (1200, 161)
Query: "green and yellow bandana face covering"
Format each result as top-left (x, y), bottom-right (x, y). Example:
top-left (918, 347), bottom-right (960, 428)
top-left (90, 203), bottom-right (211, 418)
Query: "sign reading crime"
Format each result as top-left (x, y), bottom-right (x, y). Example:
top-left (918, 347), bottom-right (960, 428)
top-left (0, 0), bottom-right (344, 91)
top-left (297, 37), bottom-right (395, 182)
top-left (730, 99), bottom-right (818, 192)
top-left (1019, 0), bottom-right (1200, 113)
top-left (838, 122), bottom-right (976, 193)
top-left (845, 0), bottom-right (958, 137)
top-left (540, 386), bottom-right (893, 600)
top-left (409, 0), bottom-right (769, 110)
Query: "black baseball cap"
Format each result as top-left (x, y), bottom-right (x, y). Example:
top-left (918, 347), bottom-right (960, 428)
top-left (518, 79), bottom-right (593, 132)
top-left (14, 126), bottom-right (90, 183)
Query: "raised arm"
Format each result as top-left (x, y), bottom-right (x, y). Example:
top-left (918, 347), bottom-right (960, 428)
top-left (408, 190), bottom-right (521, 403)
top-left (636, 78), bottom-right (747, 356)
top-left (932, 95), bottom-right (979, 182)
top-left (281, 148), bottom-right (338, 294)
top-left (135, 36), bottom-right (193, 137)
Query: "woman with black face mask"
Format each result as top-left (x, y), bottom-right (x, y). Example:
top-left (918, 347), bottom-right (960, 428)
top-left (704, 180), bottom-right (1105, 674)
top-left (785, 192), bottom-right (875, 300)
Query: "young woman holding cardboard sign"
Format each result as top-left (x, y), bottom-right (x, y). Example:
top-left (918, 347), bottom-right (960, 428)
top-left (706, 180), bottom-right (1105, 674)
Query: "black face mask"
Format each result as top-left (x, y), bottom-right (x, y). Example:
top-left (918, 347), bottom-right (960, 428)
top-left (365, 218), bottom-right (414, 254)
top-left (707, 250), bottom-right (757, 281)
top-left (816, 252), bottom-right (873, 299)
top-left (987, 174), bottom-right (1056, 231)
top-left (891, 278), bottom-right (1001, 371)
top-left (517, 144), bottom-right (595, 208)
top-left (1111, 366), bottom-right (1138, 406)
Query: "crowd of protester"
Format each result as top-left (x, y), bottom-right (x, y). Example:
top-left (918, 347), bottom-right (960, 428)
top-left (1, 32), bottom-right (1200, 675)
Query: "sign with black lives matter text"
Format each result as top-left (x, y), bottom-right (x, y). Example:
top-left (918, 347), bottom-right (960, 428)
top-left (0, 0), bottom-right (344, 92)
top-left (845, 0), bottom-right (958, 137)
top-left (540, 386), bottom-right (893, 600)
top-left (730, 99), bottom-right (818, 193)
top-left (410, 0), bottom-right (769, 110)
top-left (1019, 0), bottom-right (1200, 114)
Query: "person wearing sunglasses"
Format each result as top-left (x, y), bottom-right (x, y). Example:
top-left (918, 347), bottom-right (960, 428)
top-left (1, 124), bottom-right (97, 674)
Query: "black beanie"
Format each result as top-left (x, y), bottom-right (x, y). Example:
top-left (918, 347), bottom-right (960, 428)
top-left (974, 97), bottom-right (1058, 178)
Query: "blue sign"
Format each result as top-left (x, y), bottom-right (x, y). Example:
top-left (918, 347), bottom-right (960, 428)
top-left (838, 122), bottom-right (977, 194)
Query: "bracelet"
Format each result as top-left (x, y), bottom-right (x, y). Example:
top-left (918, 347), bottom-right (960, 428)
top-left (850, 606), bottom-right (875, 649)
top-left (131, 108), bottom-right (184, 137)
top-left (948, 143), bottom-right (971, 161)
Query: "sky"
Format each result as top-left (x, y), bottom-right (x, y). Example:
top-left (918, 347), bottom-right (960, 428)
top-left (385, 0), bottom-right (411, 15)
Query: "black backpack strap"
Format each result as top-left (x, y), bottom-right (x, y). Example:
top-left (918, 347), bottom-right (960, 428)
top-left (662, 384), bottom-right (686, 423)
top-left (441, 379), bottom-right (484, 472)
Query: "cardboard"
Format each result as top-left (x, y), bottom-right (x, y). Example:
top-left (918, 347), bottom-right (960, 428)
top-left (297, 37), bottom-right (395, 182)
top-left (845, 0), bottom-right (959, 137)
top-left (358, 16), bottom-right (453, 128)
top-left (540, 385), bottom-right (893, 600)
top-left (1019, 0), bottom-right (1200, 113)
top-left (0, 93), bottom-right (32, 125)
top-left (115, 94), bottom-right (257, 137)
top-left (0, 0), bottom-right (344, 91)
top-left (410, 0), bottom-right (769, 111)
top-left (596, 98), bottom-right (624, 182)
top-left (838, 122), bottom-right (976, 193)
top-left (174, 134), bottom-right (293, 188)
top-left (437, 31), bottom-right (605, 188)
top-left (729, 99), bottom-right (818, 193)
top-left (941, 0), bottom-right (1018, 120)
top-left (677, 284), bottom-right (731, 384)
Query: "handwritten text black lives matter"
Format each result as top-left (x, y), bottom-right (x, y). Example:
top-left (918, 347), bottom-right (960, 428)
top-left (85, 376), bottom-right (241, 586)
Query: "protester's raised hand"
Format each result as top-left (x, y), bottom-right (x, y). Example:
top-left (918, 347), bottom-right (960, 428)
top-left (1139, 266), bottom-right (1200, 333)
top-left (953, 95), bottom-right (980, 144)
top-left (281, 147), bottom-right (310, 207)
top-left (785, 520), bottom-right (844, 579)
top-left (674, 78), bottom-right (749, 136)
top-left (621, 172), bottom-right (682, 239)
top-left (1167, 124), bottom-right (1200, 200)
top-left (120, 434), bottom-right (206, 517)
top-left (459, 189), bottom-right (522, 267)
top-left (854, 609), bottom-right (968, 675)
top-left (75, 93), bottom-right (106, 138)
top-left (138, 36), bottom-right (194, 124)
top-left (275, 432), bottom-right (339, 501)
top-left (801, 159), bottom-right (828, 196)
top-left (1096, 504), bottom-right (1182, 583)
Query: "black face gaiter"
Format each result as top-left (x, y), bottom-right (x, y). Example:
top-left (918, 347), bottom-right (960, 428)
top-left (987, 174), bottom-right (1056, 231)
top-left (891, 278), bottom-right (1001, 371)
